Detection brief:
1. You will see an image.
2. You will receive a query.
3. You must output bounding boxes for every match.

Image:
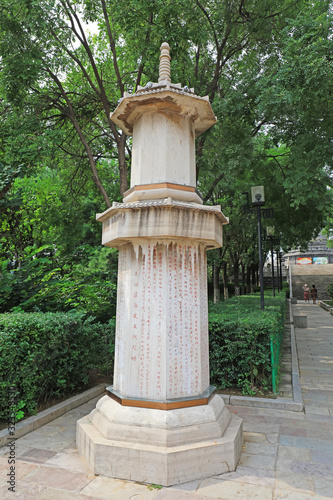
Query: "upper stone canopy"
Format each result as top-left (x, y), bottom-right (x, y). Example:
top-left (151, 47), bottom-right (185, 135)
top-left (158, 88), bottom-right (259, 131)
top-left (111, 42), bottom-right (217, 138)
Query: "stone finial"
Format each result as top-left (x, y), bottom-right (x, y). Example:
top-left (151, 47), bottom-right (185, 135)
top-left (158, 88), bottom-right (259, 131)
top-left (159, 42), bottom-right (171, 83)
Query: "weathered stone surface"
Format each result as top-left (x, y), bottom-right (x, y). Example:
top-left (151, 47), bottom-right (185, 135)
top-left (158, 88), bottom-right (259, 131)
top-left (113, 240), bottom-right (211, 400)
top-left (89, 394), bottom-right (232, 446)
top-left (293, 315), bottom-right (307, 328)
top-left (76, 396), bottom-right (243, 487)
top-left (97, 204), bottom-right (226, 249)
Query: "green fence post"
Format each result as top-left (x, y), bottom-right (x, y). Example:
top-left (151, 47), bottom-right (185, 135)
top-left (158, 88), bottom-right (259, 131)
top-left (270, 337), bottom-right (278, 394)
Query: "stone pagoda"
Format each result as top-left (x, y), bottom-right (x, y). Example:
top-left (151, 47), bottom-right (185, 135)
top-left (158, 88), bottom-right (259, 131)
top-left (77, 42), bottom-right (242, 486)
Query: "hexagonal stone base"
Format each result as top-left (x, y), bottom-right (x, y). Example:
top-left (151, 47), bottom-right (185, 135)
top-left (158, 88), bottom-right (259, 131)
top-left (76, 394), bottom-right (243, 486)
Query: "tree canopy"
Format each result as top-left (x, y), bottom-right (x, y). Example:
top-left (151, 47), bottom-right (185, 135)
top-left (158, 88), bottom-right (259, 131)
top-left (0, 0), bottom-right (332, 310)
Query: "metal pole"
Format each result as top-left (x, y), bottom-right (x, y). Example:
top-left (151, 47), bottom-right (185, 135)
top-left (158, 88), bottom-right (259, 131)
top-left (257, 206), bottom-right (264, 310)
top-left (279, 252), bottom-right (283, 290)
top-left (289, 264), bottom-right (293, 299)
top-left (276, 249), bottom-right (280, 293)
top-left (270, 237), bottom-right (275, 297)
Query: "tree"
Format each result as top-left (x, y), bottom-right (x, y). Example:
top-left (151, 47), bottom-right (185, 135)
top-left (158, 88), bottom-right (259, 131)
top-left (0, 164), bottom-right (120, 320)
top-left (1, 0), bottom-right (332, 308)
top-left (1, 0), bottom-right (315, 204)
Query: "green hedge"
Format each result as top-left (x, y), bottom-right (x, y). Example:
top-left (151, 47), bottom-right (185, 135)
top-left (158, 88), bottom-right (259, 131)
top-left (327, 284), bottom-right (333, 300)
top-left (1, 293), bottom-right (286, 420)
top-left (209, 293), bottom-right (286, 395)
top-left (0, 312), bottom-right (115, 420)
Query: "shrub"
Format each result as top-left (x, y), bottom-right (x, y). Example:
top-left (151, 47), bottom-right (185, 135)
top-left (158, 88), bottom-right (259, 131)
top-left (209, 293), bottom-right (286, 395)
top-left (0, 312), bottom-right (115, 420)
top-left (0, 245), bottom-right (118, 323)
top-left (282, 281), bottom-right (290, 298)
top-left (327, 284), bottom-right (333, 300)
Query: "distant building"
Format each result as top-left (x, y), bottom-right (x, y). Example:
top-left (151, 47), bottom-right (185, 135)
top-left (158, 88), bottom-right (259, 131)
top-left (283, 233), bottom-right (333, 300)
top-left (283, 232), bottom-right (333, 266)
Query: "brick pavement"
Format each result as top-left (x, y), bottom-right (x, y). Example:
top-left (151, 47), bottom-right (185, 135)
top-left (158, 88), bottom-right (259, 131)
top-left (0, 301), bottom-right (332, 499)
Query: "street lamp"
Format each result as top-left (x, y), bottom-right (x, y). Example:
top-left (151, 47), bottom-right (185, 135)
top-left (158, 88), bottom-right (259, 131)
top-left (266, 226), bottom-right (275, 297)
top-left (251, 186), bottom-right (265, 310)
top-left (276, 247), bottom-right (280, 292)
top-left (279, 251), bottom-right (283, 290)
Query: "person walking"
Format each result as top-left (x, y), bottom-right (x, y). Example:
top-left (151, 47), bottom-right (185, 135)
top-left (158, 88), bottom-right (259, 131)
top-left (302, 283), bottom-right (310, 303)
top-left (311, 284), bottom-right (318, 304)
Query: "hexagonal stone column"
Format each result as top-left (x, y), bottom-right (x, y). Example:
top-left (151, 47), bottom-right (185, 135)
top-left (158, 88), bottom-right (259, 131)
top-left (77, 42), bottom-right (242, 486)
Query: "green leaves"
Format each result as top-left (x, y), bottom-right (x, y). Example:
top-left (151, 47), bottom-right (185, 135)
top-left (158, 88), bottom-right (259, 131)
top-left (0, 243), bottom-right (118, 322)
top-left (209, 293), bottom-right (286, 394)
top-left (0, 312), bottom-right (115, 420)
top-left (327, 284), bottom-right (333, 301)
top-left (0, 0), bottom-right (332, 316)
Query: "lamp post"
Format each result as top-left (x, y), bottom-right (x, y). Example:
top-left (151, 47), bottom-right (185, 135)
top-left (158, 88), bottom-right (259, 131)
top-left (266, 226), bottom-right (275, 297)
top-left (251, 186), bottom-right (265, 310)
top-left (279, 251), bottom-right (283, 290)
top-left (274, 240), bottom-right (280, 292)
top-left (276, 248), bottom-right (280, 292)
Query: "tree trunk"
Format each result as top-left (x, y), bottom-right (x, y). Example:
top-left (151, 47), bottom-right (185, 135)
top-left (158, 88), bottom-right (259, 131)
top-left (250, 265), bottom-right (255, 292)
top-left (246, 266), bottom-right (251, 294)
top-left (234, 262), bottom-right (240, 296)
top-left (213, 264), bottom-right (220, 303)
top-left (222, 261), bottom-right (229, 300)
top-left (241, 262), bottom-right (246, 295)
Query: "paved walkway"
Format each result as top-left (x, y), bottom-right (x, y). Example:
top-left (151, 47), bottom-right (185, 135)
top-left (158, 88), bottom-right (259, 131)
top-left (1, 302), bottom-right (333, 499)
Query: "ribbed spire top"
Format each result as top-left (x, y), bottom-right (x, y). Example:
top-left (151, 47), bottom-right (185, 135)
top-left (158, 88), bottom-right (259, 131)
top-left (159, 42), bottom-right (171, 83)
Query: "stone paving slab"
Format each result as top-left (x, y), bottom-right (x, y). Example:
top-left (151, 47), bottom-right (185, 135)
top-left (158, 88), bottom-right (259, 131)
top-left (156, 490), bottom-right (213, 500)
top-left (0, 385), bottom-right (107, 448)
top-left (213, 465), bottom-right (276, 488)
top-left (0, 480), bottom-right (46, 500)
top-left (196, 477), bottom-right (274, 499)
top-left (34, 488), bottom-right (97, 499)
top-left (22, 465), bottom-right (95, 492)
top-left (0, 457), bottom-right (38, 486)
top-left (80, 476), bottom-right (160, 499)
top-left (313, 476), bottom-right (333, 498)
